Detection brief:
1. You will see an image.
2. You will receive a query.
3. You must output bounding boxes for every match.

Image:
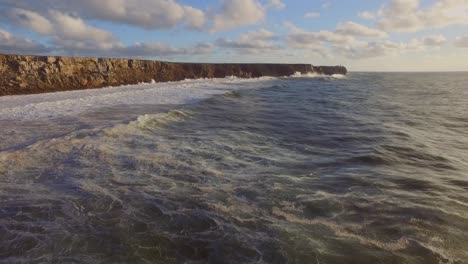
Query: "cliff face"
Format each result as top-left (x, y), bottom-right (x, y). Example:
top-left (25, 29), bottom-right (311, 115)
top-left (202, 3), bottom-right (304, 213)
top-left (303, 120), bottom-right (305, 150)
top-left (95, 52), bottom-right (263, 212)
top-left (313, 66), bottom-right (348, 75)
top-left (0, 54), bottom-right (347, 96)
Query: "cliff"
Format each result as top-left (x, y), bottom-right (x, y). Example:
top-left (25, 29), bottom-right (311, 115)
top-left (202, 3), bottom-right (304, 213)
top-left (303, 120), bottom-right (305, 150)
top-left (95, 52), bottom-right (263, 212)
top-left (0, 54), bottom-right (347, 96)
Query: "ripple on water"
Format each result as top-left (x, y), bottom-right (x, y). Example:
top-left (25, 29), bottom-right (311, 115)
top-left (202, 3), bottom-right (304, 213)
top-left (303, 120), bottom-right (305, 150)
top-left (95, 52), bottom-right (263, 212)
top-left (0, 73), bottom-right (468, 263)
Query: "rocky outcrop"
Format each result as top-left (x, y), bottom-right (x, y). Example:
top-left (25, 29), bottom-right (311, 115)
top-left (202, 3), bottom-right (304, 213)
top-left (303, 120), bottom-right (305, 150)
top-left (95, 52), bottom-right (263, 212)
top-left (0, 54), bottom-right (347, 96)
top-left (313, 66), bottom-right (348, 75)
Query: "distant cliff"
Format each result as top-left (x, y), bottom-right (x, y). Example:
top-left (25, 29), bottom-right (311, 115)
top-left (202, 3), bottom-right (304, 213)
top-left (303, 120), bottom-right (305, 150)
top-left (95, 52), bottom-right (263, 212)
top-left (0, 54), bottom-right (347, 96)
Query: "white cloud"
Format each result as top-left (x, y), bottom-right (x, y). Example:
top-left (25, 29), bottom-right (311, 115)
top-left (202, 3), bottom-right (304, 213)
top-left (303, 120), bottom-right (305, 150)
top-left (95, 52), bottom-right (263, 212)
top-left (8, 8), bottom-right (54, 35)
top-left (267, 0), bottom-right (285, 10)
top-left (454, 36), bottom-right (468, 48)
top-left (0, 28), bottom-right (50, 54)
top-left (183, 6), bottom-right (206, 30)
top-left (422, 35), bottom-right (447, 46)
top-left (212, 0), bottom-right (264, 32)
top-left (322, 2), bottom-right (332, 9)
top-left (337, 41), bottom-right (400, 59)
top-left (284, 22), bottom-right (448, 59)
top-left (336, 21), bottom-right (387, 38)
top-left (244, 28), bottom-right (276, 40)
top-left (50, 38), bottom-right (122, 56)
top-left (9, 9), bottom-right (115, 44)
top-left (358, 11), bottom-right (376, 20)
top-left (2, 0), bottom-right (285, 34)
top-left (51, 38), bottom-right (212, 57)
top-left (211, 0), bottom-right (282, 32)
top-left (116, 42), bottom-right (213, 57)
top-left (338, 36), bottom-right (447, 59)
top-left (215, 29), bottom-right (280, 53)
top-left (79, 0), bottom-right (206, 30)
top-left (285, 22), bottom-right (369, 47)
top-left (304, 12), bottom-right (321, 19)
top-left (49, 11), bottom-right (115, 43)
top-left (2, 0), bottom-right (207, 30)
top-left (2, 6), bottom-right (211, 58)
top-left (362, 0), bottom-right (468, 32)
top-left (1, 4), bottom-right (213, 58)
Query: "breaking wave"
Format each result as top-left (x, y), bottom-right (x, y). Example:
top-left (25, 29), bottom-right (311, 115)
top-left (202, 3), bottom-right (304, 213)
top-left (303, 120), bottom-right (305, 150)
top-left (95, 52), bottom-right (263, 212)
top-left (0, 72), bottom-right (467, 263)
top-left (289, 71), bottom-right (347, 79)
top-left (133, 110), bottom-right (192, 130)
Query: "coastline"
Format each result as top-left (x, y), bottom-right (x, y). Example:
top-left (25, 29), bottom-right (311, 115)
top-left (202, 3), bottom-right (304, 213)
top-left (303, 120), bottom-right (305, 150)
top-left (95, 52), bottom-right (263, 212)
top-left (0, 54), bottom-right (347, 96)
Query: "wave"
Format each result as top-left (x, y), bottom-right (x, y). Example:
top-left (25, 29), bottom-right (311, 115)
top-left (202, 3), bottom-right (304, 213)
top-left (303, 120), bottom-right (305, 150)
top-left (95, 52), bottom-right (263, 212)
top-left (2, 72), bottom-right (467, 263)
top-left (289, 71), bottom-right (346, 79)
top-left (132, 110), bottom-right (192, 130)
top-left (223, 91), bottom-right (242, 98)
top-left (0, 76), bottom-right (277, 121)
top-left (271, 207), bottom-right (410, 251)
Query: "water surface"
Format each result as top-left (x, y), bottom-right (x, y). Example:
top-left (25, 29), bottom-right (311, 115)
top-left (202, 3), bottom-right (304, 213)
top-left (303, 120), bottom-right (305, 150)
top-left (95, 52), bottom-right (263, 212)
top-left (0, 73), bottom-right (467, 263)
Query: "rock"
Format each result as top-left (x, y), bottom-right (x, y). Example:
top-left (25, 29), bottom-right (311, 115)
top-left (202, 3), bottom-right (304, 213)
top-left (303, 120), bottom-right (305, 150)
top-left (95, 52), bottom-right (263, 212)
top-left (0, 53), bottom-right (347, 96)
top-left (46, 57), bottom-right (56, 63)
top-left (313, 66), bottom-right (347, 75)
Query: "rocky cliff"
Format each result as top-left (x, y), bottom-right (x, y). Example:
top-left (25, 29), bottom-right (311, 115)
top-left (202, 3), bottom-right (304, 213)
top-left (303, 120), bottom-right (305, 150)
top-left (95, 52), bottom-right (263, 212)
top-left (0, 54), bottom-right (347, 96)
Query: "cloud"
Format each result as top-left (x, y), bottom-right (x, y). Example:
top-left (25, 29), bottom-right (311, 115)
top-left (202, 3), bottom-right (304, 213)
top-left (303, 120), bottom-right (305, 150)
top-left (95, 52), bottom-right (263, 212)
top-left (285, 22), bottom-right (367, 47)
top-left (114, 42), bottom-right (213, 57)
top-left (338, 35), bottom-right (447, 59)
top-left (183, 7), bottom-right (206, 30)
top-left (8, 8), bottom-right (54, 35)
top-left (321, 2), bottom-right (332, 9)
top-left (1, 7), bottom-right (211, 58)
top-left (2, 0), bottom-right (286, 34)
top-left (284, 22), bottom-right (448, 59)
top-left (304, 12), bottom-right (321, 19)
top-left (454, 36), bottom-right (468, 48)
top-left (78, 0), bottom-right (207, 30)
top-left (361, 0), bottom-right (468, 32)
top-left (284, 22), bottom-right (357, 57)
top-left (336, 21), bottom-right (387, 38)
top-left (49, 11), bottom-right (115, 43)
top-left (0, 28), bottom-right (51, 55)
top-left (215, 29), bottom-right (280, 53)
top-left (211, 0), bottom-right (283, 32)
top-left (244, 28), bottom-right (276, 40)
top-left (1, 0), bottom-right (207, 30)
top-left (9, 9), bottom-right (116, 43)
top-left (422, 35), bottom-right (447, 46)
top-left (49, 38), bottom-right (212, 58)
top-left (286, 29), bottom-right (360, 47)
top-left (1, 3), bottom-right (213, 58)
top-left (267, 0), bottom-right (285, 10)
top-left (358, 11), bottom-right (376, 20)
top-left (337, 41), bottom-right (400, 59)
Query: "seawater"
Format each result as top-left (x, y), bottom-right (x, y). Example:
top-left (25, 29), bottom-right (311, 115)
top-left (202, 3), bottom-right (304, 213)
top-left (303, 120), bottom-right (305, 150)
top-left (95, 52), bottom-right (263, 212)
top-left (0, 73), bottom-right (467, 263)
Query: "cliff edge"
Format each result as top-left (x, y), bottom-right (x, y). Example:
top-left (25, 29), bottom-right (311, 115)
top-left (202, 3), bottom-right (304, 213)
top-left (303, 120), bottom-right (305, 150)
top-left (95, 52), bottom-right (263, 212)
top-left (0, 54), bottom-right (347, 96)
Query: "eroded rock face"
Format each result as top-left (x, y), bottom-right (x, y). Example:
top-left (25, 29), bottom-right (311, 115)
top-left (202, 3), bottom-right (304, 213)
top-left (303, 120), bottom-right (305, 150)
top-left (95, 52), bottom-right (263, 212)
top-left (313, 66), bottom-right (348, 75)
top-left (0, 54), bottom-right (347, 96)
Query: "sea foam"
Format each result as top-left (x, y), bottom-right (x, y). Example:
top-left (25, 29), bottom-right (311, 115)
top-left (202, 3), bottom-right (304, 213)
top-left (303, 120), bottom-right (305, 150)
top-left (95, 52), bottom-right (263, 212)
top-left (0, 77), bottom-right (276, 121)
top-left (290, 71), bottom-right (347, 79)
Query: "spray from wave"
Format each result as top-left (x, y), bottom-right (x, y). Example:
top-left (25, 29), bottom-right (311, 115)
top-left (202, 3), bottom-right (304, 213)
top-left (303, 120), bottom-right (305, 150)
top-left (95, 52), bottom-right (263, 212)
top-left (289, 71), bottom-right (347, 79)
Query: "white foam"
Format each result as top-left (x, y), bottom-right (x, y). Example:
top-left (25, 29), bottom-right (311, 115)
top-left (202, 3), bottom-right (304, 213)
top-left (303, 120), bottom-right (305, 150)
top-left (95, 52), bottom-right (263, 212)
top-left (0, 77), bottom-right (276, 121)
top-left (289, 72), bottom-right (346, 79)
top-left (331, 74), bottom-right (347, 79)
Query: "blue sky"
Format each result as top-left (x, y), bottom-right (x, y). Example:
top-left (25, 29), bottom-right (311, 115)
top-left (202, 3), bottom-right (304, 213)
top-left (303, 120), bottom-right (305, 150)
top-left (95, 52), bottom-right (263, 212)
top-left (0, 0), bottom-right (467, 71)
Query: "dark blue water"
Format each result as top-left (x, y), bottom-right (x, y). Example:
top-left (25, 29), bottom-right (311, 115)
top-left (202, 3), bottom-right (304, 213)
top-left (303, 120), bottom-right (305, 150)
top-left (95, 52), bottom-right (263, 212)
top-left (0, 73), bottom-right (467, 263)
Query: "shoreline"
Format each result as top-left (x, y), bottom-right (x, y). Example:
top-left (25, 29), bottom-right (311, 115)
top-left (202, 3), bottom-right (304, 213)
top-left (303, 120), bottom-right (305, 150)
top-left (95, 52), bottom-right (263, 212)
top-left (0, 54), bottom-right (347, 96)
top-left (0, 76), bottom-right (276, 121)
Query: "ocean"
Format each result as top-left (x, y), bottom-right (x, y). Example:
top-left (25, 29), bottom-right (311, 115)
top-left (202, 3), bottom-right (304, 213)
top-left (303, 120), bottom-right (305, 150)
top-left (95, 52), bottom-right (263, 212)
top-left (0, 73), bottom-right (467, 263)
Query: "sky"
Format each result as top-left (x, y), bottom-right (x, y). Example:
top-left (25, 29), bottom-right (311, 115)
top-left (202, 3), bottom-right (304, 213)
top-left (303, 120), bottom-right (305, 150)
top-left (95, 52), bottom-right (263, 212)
top-left (0, 0), bottom-right (468, 71)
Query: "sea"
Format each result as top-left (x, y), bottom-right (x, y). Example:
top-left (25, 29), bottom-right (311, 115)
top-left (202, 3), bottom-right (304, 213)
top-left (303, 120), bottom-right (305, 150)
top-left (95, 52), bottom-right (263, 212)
top-left (0, 73), bottom-right (467, 264)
